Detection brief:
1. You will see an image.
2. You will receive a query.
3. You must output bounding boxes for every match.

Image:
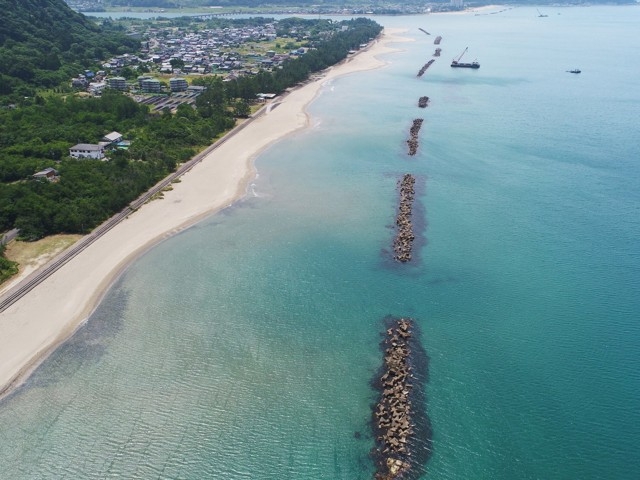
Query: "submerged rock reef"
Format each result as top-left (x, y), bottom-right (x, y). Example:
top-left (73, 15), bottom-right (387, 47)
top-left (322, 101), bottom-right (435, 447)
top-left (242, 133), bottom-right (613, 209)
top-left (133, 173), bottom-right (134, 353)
top-left (371, 317), bottom-right (431, 479)
top-left (393, 174), bottom-right (416, 263)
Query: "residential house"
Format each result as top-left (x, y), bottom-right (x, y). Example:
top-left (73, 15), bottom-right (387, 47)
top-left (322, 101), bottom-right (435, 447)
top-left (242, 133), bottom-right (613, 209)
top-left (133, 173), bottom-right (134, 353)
top-left (88, 82), bottom-right (106, 95)
top-left (187, 85), bottom-right (206, 94)
top-left (170, 78), bottom-right (188, 92)
top-left (69, 144), bottom-right (105, 160)
top-left (102, 132), bottom-right (123, 144)
top-left (107, 77), bottom-right (127, 91)
top-left (33, 167), bottom-right (59, 181)
top-left (256, 93), bottom-right (277, 103)
top-left (138, 75), bottom-right (153, 88)
top-left (141, 78), bottom-right (162, 93)
top-left (71, 76), bottom-right (88, 89)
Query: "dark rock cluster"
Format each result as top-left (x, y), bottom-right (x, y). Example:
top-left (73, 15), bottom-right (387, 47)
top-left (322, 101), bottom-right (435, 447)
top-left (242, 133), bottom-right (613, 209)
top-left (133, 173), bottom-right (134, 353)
top-left (416, 59), bottom-right (435, 77)
top-left (418, 96), bottom-right (429, 108)
top-left (406, 119), bottom-right (424, 156)
top-left (393, 174), bottom-right (416, 263)
top-left (434, 35), bottom-right (442, 45)
top-left (433, 48), bottom-right (441, 57)
top-left (372, 318), bottom-right (416, 479)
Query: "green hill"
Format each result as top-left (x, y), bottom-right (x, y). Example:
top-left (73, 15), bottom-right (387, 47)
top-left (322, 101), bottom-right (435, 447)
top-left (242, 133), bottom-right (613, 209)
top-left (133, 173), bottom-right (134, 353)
top-left (0, 0), bottom-right (138, 99)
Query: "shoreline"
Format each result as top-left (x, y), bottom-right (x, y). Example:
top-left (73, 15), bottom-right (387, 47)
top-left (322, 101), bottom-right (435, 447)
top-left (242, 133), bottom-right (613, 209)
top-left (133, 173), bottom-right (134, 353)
top-left (0, 28), bottom-right (410, 401)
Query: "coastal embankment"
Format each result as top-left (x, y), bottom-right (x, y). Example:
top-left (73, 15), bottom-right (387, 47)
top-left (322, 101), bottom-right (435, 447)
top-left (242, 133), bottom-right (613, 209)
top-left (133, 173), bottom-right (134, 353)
top-left (0, 28), bottom-right (413, 400)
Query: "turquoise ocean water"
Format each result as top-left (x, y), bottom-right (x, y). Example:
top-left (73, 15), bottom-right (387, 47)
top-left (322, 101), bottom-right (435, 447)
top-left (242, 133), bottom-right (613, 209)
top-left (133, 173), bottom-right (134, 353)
top-left (2, 6), bottom-right (639, 479)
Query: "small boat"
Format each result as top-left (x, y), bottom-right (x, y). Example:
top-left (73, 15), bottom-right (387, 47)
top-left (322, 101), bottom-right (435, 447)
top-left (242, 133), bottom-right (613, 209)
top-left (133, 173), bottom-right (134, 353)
top-left (567, 69), bottom-right (581, 74)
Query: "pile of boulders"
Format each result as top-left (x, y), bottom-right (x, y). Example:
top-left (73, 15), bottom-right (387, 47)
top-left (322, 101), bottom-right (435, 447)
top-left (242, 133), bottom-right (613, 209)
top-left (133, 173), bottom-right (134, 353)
top-left (407, 119), bottom-right (424, 156)
top-left (416, 59), bottom-right (435, 77)
top-left (372, 317), bottom-right (416, 479)
top-left (393, 174), bottom-right (416, 262)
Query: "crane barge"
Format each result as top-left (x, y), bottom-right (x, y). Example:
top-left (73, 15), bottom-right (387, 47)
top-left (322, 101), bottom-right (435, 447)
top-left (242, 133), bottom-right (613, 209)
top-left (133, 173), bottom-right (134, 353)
top-left (451, 47), bottom-right (480, 69)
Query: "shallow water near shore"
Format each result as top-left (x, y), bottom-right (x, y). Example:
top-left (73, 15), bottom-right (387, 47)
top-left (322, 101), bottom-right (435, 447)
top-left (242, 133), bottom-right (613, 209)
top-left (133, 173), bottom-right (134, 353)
top-left (2, 6), bottom-right (640, 479)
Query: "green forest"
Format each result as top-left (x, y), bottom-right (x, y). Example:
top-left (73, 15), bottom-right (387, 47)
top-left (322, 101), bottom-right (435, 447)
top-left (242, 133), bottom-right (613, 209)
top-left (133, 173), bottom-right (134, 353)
top-left (0, 0), bottom-right (139, 101)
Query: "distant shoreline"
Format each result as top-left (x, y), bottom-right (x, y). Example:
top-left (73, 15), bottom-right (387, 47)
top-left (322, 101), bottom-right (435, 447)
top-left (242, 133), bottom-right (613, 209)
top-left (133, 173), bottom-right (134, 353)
top-left (82, 5), bottom-right (503, 18)
top-left (0, 28), bottom-right (411, 401)
top-left (80, 3), bottom-right (639, 20)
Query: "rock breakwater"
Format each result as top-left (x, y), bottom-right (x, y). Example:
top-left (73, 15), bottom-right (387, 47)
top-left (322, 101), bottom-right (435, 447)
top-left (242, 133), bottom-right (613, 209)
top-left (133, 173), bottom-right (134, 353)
top-left (371, 317), bottom-right (431, 479)
top-left (406, 119), bottom-right (423, 156)
top-left (393, 174), bottom-right (416, 263)
top-left (416, 59), bottom-right (435, 77)
top-left (418, 96), bottom-right (429, 108)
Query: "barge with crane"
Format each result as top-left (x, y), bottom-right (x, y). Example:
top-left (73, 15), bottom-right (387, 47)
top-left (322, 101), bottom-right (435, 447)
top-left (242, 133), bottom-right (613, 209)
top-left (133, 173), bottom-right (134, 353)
top-left (451, 47), bottom-right (480, 69)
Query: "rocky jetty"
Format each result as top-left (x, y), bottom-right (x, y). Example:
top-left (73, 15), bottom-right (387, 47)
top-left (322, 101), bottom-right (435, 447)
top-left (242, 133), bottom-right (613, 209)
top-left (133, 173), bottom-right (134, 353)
top-left (416, 59), bottom-right (435, 77)
top-left (371, 317), bottom-right (418, 479)
top-left (418, 96), bottom-right (429, 108)
top-left (433, 48), bottom-right (441, 57)
top-left (393, 174), bottom-right (416, 263)
top-left (434, 35), bottom-right (442, 45)
top-left (406, 119), bottom-right (423, 157)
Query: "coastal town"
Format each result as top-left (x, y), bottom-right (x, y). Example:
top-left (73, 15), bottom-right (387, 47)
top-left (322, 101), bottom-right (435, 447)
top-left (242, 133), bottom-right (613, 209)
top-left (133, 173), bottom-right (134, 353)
top-left (64, 18), bottom-right (363, 161)
top-left (71, 20), bottom-right (303, 106)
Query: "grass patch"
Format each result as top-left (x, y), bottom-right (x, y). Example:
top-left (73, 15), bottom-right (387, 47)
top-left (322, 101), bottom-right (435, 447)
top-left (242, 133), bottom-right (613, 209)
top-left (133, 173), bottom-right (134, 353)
top-left (4, 234), bottom-right (83, 277)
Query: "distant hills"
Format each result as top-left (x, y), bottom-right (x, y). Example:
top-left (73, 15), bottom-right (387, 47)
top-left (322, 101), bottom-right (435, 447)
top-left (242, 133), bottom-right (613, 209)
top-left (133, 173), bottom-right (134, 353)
top-left (0, 0), bottom-right (138, 99)
top-left (99, 0), bottom-right (431, 6)
top-left (78, 0), bottom-right (638, 7)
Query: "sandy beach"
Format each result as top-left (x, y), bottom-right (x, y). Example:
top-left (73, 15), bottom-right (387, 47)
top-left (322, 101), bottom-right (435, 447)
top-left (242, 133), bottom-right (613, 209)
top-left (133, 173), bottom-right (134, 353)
top-left (0, 28), bottom-right (409, 399)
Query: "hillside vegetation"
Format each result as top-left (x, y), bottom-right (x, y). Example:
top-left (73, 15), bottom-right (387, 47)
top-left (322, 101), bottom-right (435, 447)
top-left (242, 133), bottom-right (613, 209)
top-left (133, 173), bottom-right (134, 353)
top-left (0, 0), bottom-right (139, 99)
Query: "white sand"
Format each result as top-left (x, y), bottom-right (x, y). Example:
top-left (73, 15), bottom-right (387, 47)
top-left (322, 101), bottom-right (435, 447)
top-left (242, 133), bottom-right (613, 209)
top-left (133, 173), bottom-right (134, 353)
top-left (0, 28), bottom-right (410, 398)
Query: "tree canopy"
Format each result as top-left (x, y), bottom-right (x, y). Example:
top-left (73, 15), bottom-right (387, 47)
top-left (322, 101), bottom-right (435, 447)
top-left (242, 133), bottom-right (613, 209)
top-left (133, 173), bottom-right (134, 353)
top-left (0, 0), bottom-right (139, 101)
